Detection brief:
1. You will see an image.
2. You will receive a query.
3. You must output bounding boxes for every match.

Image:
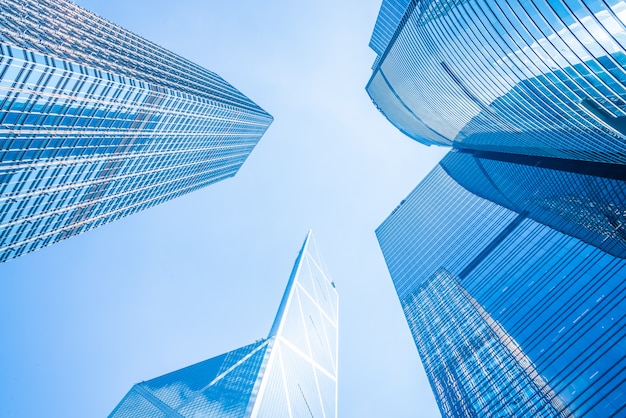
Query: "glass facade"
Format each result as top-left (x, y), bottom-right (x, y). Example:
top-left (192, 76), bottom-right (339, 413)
top-left (404, 269), bottom-right (566, 417)
top-left (369, 0), bottom-right (412, 60)
top-left (377, 155), bottom-right (626, 417)
top-left (367, 0), bottom-right (626, 164)
top-left (110, 231), bottom-right (339, 417)
top-left (0, 0), bottom-right (273, 262)
top-left (110, 341), bottom-right (270, 418)
top-left (440, 150), bottom-right (626, 258)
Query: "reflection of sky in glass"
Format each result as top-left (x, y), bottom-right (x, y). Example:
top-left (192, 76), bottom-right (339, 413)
top-left (0, 1), bottom-right (448, 417)
top-left (404, 269), bottom-right (566, 417)
top-left (0, 0), bottom-right (273, 263)
top-left (377, 156), bottom-right (626, 417)
top-left (110, 231), bottom-right (338, 417)
top-left (367, 0), bottom-right (626, 164)
top-left (253, 231), bottom-right (338, 418)
top-left (441, 151), bottom-right (626, 258)
top-left (111, 341), bottom-right (269, 418)
top-left (377, 163), bottom-right (516, 299)
top-left (369, 0), bottom-right (411, 58)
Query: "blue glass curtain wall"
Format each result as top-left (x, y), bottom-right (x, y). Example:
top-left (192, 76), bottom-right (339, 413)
top-left (0, 0), bottom-right (273, 262)
top-left (367, 0), bottom-right (626, 165)
top-left (377, 154), bottom-right (626, 417)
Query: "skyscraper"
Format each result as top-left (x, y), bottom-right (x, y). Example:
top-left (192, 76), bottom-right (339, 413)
top-left (110, 231), bottom-right (339, 418)
top-left (0, 0), bottom-right (273, 262)
top-left (377, 153), bottom-right (626, 417)
top-left (367, 0), bottom-right (626, 164)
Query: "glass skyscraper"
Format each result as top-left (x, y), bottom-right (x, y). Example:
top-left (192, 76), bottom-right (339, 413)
top-left (367, 0), bottom-right (626, 164)
top-left (0, 0), bottom-right (273, 262)
top-left (369, 2), bottom-right (626, 416)
top-left (110, 231), bottom-right (339, 418)
top-left (377, 154), bottom-right (626, 417)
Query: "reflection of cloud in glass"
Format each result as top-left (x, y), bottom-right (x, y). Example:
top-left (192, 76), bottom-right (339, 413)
top-left (377, 157), bottom-right (626, 416)
top-left (403, 269), bottom-right (569, 417)
top-left (110, 232), bottom-right (338, 417)
top-left (367, 0), bottom-right (626, 164)
top-left (498, 4), bottom-right (626, 77)
top-left (440, 151), bottom-right (626, 257)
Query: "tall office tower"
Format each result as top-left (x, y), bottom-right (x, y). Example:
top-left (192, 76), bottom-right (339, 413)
top-left (367, 0), bottom-right (626, 164)
top-left (0, 0), bottom-right (273, 263)
top-left (110, 231), bottom-right (339, 418)
top-left (377, 153), bottom-right (626, 417)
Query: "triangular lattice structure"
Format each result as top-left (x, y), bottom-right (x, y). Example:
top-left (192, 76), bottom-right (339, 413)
top-left (110, 231), bottom-right (338, 418)
top-left (252, 231), bottom-right (338, 418)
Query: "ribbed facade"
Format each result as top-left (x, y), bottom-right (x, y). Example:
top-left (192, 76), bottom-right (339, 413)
top-left (377, 155), bottom-right (626, 417)
top-left (440, 150), bottom-right (626, 258)
top-left (367, 0), bottom-right (626, 163)
top-left (110, 231), bottom-right (339, 418)
top-left (0, 0), bottom-right (273, 262)
top-left (404, 269), bottom-right (567, 417)
top-left (369, 0), bottom-right (411, 58)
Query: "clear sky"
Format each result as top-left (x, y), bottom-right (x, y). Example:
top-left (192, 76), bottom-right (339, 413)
top-left (0, 1), bottom-right (448, 416)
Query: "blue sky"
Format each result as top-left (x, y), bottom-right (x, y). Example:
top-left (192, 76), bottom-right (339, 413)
top-left (0, 1), bottom-right (448, 416)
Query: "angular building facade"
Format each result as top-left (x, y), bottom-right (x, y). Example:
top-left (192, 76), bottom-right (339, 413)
top-left (0, 0), bottom-right (273, 262)
top-left (110, 231), bottom-right (339, 418)
top-left (367, 0), bottom-right (626, 164)
top-left (377, 154), bottom-right (626, 417)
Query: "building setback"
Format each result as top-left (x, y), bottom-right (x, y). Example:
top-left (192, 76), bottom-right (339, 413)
top-left (440, 150), bottom-right (626, 258)
top-left (0, 0), bottom-right (273, 262)
top-left (110, 231), bottom-right (338, 418)
top-left (377, 154), bottom-right (626, 417)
